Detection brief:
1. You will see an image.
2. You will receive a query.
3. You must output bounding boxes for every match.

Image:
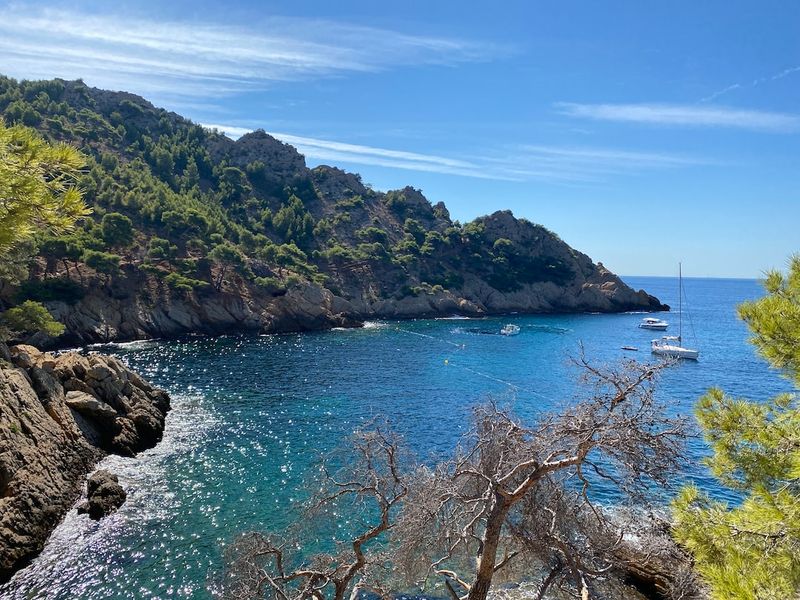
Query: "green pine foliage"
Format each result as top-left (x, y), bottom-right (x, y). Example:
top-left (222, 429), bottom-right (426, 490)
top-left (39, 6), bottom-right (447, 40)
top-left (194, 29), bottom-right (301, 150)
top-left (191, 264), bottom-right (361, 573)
top-left (100, 212), bottom-right (134, 247)
top-left (0, 117), bottom-right (88, 265)
top-left (672, 255), bottom-right (800, 599)
top-left (0, 116), bottom-right (89, 339)
top-left (0, 75), bottom-right (584, 306)
top-left (1, 300), bottom-right (66, 339)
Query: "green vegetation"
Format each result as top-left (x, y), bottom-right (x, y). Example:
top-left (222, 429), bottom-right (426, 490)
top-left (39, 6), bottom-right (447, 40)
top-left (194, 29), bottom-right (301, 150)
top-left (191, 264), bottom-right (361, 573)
top-left (164, 272), bottom-right (209, 293)
top-left (1, 300), bottom-right (66, 339)
top-left (672, 255), bottom-right (800, 599)
top-left (0, 76), bottom-right (592, 330)
top-left (208, 242), bottom-right (248, 290)
top-left (0, 118), bottom-right (88, 261)
top-left (17, 278), bottom-right (85, 304)
top-left (0, 116), bottom-right (89, 339)
top-left (83, 250), bottom-right (121, 277)
top-left (100, 212), bottom-right (134, 247)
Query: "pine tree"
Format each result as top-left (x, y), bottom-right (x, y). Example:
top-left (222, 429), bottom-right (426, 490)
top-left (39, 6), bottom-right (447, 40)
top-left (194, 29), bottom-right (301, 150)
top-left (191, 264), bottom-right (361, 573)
top-left (0, 119), bottom-right (88, 340)
top-left (672, 255), bottom-right (800, 599)
top-left (0, 119), bottom-right (88, 260)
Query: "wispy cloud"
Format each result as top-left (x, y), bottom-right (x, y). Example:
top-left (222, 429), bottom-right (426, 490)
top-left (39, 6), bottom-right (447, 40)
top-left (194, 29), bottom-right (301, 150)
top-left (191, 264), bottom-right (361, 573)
top-left (700, 83), bottom-right (741, 103)
top-left (701, 65), bottom-right (800, 103)
top-left (0, 6), bottom-right (504, 99)
top-left (556, 102), bottom-right (800, 132)
top-left (202, 124), bottom-right (499, 179)
top-left (202, 123), bottom-right (709, 183)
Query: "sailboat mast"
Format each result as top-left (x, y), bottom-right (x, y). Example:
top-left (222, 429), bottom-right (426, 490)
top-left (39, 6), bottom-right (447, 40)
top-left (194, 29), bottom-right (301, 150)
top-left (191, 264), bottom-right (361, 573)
top-left (678, 262), bottom-right (682, 343)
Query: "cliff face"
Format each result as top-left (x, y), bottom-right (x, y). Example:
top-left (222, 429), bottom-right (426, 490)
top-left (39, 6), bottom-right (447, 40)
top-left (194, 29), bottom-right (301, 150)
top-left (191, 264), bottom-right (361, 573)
top-left (40, 243), bottom-right (662, 346)
top-left (41, 209), bottom-right (663, 345)
top-left (0, 77), bottom-right (666, 346)
top-left (0, 344), bottom-right (170, 582)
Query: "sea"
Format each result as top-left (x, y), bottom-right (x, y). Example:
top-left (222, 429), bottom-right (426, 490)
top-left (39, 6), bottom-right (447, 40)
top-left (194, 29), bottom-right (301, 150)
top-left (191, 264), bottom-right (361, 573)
top-left (1, 276), bottom-right (792, 599)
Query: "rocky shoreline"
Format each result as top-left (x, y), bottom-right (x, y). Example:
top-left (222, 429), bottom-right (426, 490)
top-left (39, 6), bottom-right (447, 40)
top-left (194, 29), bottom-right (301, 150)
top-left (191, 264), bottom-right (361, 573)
top-left (0, 343), bottom-right (170, 582)
top-left (43, 261), bottom-right (666, 347)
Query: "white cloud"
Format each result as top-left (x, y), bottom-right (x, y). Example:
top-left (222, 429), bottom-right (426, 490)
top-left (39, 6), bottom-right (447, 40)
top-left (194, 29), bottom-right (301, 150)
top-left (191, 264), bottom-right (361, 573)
top-left (0, 6), bottom-right (503, 99)
top-left (700, 83), bottom-right (741, 103)
top-left (202, 124), bottom-right (708, 183)
top-left (556, 102), bottom-right (800, 132)
top-left (271, 132), bottom-right (476, 170)
top-left (701, 65), bottom-right (800, 103)
top-left (201, 124), bottom-right (500, 180)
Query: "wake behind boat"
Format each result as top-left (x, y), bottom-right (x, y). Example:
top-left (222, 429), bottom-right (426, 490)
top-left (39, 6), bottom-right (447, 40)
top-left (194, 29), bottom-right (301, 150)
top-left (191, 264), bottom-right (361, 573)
top-left (500, 324), bottom-right (521, 336)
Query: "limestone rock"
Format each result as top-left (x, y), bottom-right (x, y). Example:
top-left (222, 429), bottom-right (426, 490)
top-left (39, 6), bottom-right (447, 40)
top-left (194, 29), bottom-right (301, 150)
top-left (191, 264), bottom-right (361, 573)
top-left (76, 470), bottom-right (126, 520)
top-left (65, 390), bottom-right (117, 420)
top-left (0, 347), bottom-right (169, 582)
top-left (8, 345), bottom-right (41, 369)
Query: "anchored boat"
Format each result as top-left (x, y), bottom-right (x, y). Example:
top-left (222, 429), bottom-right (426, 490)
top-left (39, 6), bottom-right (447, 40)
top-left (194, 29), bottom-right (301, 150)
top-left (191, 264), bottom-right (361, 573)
top-left (638, 317), bottom-right (668, 330)
top-left (651, 263), bottom-right (699, 361)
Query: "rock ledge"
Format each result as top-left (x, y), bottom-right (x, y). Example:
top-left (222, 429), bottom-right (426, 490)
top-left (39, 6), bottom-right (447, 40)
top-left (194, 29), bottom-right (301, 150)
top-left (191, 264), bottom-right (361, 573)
top-left (0, 343), bottom-right (170, 582)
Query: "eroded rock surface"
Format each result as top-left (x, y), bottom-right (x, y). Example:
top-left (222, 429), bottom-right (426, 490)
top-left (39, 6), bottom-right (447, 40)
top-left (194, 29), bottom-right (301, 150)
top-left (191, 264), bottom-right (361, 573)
top-left (0, 344), bottom-right (169, 582)
top-left (77, 470), bottom-right (127, 520)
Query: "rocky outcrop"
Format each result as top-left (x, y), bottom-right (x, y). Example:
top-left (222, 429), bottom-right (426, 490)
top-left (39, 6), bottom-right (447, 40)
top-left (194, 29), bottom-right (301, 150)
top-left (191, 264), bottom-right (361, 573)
top-left (41, 262), bottom-right (662, 346)
top-left (37, 211), bottom-right (664, 346)
top-left (212, 130), bottom-right (307, 180)
top-left (0, 344), bottom-right (169, 582)
top-left (77, 470), bottom-right (127, 520)
top-left (39, 256), bottom-right (663, 346)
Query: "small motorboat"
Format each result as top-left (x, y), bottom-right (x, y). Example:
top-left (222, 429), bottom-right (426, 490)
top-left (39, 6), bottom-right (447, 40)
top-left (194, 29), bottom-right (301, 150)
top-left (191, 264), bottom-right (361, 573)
top-left (639, 317), bottom-right (669, 330)
top-left (621, 346), bottom-right (639, 351)
top-left (500, 324), bottom-right (520, 336)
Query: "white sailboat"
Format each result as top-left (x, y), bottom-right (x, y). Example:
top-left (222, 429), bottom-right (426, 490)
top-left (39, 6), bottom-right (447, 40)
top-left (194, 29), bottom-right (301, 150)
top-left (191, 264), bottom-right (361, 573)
top-left (651, 263), bottom-right (699, 360)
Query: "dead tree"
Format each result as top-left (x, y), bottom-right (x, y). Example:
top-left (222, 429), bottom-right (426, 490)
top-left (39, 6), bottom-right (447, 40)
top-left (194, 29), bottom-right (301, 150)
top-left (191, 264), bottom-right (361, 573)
top-left (222, 422), bottom-right (408, 600)
top-left (393, 355), bottom-right (687, 600)
top-left (224, 356), bottom-right (687, 600)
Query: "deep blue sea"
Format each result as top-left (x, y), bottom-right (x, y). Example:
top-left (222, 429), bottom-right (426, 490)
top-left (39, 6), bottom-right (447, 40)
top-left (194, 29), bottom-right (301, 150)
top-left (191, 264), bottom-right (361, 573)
top-left (1, 277), bottom-right (792, 599)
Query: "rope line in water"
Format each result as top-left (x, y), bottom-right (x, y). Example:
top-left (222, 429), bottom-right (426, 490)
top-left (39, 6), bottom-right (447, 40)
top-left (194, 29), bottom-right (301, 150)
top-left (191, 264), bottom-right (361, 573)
top-left (452, 362), bottom-right (553, 401)
top-left (394, 326), bottom-right (466, 349)
top-left (394, 326), bottom-right (553, 402)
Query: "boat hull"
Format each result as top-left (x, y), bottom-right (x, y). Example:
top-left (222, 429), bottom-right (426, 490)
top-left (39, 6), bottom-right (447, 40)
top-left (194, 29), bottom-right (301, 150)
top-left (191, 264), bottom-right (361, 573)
top-left (651, 344), bottom-right (699, 360)
top-left (639, 324), bottom-right (668, 330)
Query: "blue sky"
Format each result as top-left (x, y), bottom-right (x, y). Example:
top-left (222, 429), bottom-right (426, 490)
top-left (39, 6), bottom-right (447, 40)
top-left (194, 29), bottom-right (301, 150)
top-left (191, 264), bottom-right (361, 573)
top-left (1, 0), bottom-right (798, 277)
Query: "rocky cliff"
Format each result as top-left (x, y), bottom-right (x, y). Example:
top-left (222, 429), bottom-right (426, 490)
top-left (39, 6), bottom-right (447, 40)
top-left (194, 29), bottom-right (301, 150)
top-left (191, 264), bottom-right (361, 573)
top-left (0, 343), bottom-right (170, 582)
top-left (43, 254), bottom-right (662, 345)
top-left (0, 77), bottom-right (666, 346)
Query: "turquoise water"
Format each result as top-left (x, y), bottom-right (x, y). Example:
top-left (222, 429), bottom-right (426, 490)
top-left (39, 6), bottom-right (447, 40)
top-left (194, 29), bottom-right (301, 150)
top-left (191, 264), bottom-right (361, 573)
top-left (1, 277), bottom-right (792, 599)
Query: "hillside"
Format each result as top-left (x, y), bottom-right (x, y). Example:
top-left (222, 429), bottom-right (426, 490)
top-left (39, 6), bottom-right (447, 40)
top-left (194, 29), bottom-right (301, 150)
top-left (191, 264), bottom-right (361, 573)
top-left (0, 77), bottom-right (665, 344)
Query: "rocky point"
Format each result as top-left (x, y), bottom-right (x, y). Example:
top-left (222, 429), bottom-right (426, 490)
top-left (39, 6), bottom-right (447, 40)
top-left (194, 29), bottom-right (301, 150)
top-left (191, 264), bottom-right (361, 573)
top-left (0, 343), bottom-right (170, 582)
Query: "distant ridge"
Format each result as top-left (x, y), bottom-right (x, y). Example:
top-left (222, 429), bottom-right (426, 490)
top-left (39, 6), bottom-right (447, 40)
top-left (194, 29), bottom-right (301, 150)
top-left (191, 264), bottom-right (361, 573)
top-left (0, 76), bottom-right (666, 345)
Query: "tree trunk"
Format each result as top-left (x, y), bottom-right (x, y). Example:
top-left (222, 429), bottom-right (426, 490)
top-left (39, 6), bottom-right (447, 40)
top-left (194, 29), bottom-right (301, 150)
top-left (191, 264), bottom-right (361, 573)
top-left (467, 494), bottom-right (508, 600)
top-left (215, 266), bottom-right (226, 291)
top-left (334, 580), bottom-right (348, 600)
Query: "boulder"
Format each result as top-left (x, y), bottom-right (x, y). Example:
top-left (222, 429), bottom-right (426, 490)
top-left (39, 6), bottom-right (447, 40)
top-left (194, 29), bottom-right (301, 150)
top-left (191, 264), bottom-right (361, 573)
top-left (8, 345), bottom-right (41, 369)
top-left (65, 390), bottom-right (117, 420)
top-left (76, 470), bottom-right (127, 520)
